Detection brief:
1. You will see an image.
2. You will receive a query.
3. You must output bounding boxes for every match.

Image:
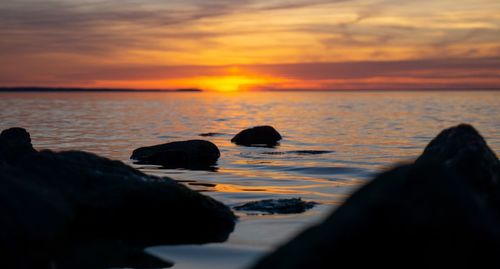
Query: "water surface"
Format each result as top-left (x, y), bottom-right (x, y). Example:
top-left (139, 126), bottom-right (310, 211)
top-left (1, 91), bottom-right (499, 268)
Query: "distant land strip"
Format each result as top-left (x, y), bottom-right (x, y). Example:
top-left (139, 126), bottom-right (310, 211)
top-left (1, 87), bottom-right (500, 92)
top-left (0, 87), bottom-right (203, 92)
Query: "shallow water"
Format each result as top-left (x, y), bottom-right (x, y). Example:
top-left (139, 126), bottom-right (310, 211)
top-left (1, 91), bottom-right (499, 268)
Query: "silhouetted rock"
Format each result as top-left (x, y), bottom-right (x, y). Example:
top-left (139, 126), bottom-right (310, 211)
top-left (0, 127), bottom-right (36, 164)
top-left (234, 198), bottom-right (317, 214)
top-left (0, 127), bottom-right (235, 268)
top-left (231, 126), bottom-right (282, 147)
top-left (415, 124), bottom-right (500, 194)
top-left (55, 240), bottom-right (173, 269)
top-left (131, 140), bottom-right (220, 168)
top-left (252, 124), bottom-right (500, 269)
top-left (15, 150), bottom-right (235, 246)
top-left (0, 167), bottom-right (73, 269)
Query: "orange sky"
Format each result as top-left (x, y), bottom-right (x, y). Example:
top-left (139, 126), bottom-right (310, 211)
top-left (1, 0), bottom-right (500, 91)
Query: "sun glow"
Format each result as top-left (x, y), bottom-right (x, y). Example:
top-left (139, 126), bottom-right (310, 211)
top-left (196, 76), bottom-right (270, 92)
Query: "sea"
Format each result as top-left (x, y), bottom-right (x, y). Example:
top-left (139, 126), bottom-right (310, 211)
top-left (1, 91), bottom-right (499, 269)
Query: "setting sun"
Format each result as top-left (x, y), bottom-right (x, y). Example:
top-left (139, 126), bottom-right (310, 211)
top-left (196, 76), bottom-right (270, 92)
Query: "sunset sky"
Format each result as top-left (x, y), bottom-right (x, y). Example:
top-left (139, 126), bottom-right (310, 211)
top-left (1, 0), bottom-right (500, 91)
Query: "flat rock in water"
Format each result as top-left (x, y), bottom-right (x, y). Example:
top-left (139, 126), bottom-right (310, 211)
top-left (199, 132), bottom-right (224, 137)
top-left (231, 126), bottom-right (282, 147)
top-left (234, 198), bottom-right (317, 214)
top-left (0, 128), bottom-right (235, 269)
top-left (131, 140), bottom-right (220, 168)
top-left (252, 124), bottom-right (500, 269)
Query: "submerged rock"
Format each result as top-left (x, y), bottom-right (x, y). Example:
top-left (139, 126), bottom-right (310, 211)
top-left (0, 128), bottom-right (235, 268)
top-left (199, 132), bottom-right (224, 137)
top-left (252, 124), bottom-right (500, 269)
top-left (131, 140), bottom-right (220, 168)
top-left (234, 198), bottom-right (317, 214)
top-left (231, 126), bottom-right (282, 147)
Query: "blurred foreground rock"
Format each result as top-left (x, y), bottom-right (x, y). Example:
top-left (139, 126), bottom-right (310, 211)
top-left (231, 126), bottom-right (282, 147)
top-left (0, 128), bottom-right (235, 269)
top-left (252, 124), bottom-right (500, 269)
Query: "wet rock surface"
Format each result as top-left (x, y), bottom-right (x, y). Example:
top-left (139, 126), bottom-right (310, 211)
top-left (0, 128), bottom-right (235, 269)
top-left (231, 126), bottom-right (282, 147)
top-left (131, 140), bottom-right (220, 169)
top-left (234, 198), bottom-right (317, 214)
top-left (252, 124), bottom-right (500, 269)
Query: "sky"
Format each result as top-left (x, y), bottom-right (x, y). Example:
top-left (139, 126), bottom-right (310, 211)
top-left (1, 0), bottom-right (500, 91)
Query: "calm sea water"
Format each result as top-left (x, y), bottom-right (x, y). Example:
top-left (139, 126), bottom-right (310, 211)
top-left (1, 91), bottom-right (499, 268)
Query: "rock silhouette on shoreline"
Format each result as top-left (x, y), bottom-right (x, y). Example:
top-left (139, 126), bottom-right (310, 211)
top-left (231, 126), bottom-right (282, 147)
top-left (0, 128), bottom-right (235, 269)
top-left (252, 124), bottom-right (500, 269)
top-left (131, 140), bottom-right (220, 169)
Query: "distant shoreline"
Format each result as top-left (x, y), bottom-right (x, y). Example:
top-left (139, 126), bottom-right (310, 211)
top-left (0, 87), bottom-right (499, 92)
top-left (0, 87), bottom-right (203, 92)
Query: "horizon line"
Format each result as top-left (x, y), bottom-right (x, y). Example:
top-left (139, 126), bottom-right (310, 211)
top-left (1, 86), bottom-right (500, 92)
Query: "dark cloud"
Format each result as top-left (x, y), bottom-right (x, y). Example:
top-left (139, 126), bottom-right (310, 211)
top-left (245, 58), bottom-right (500, 80)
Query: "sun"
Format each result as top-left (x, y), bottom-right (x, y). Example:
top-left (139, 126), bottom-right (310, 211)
top-left (198, 75), bottom-right (267, 92)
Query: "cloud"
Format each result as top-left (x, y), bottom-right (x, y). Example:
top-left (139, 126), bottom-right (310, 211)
top-left (1, 0), bottom-right (500, 89)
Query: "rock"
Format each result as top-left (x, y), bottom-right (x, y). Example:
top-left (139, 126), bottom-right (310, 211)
top-left (234, 198), bottom-right (317, 214)
top-left (131, 140), bottom-right (220, 168)
top-left (0, 127), bottom-right (37, 164)
top-left (231, 126), bottom-right (282, 147)
top-left (0, 128), bottom-right (236, 268)
top-left (415, 124), bottom-right (500, 194)
top-left (15, 150), bottom-right (236, 246)
top-left (252, 124), bottom-right (500, 269)
top-left (55, 240), bottom-right (173, 269)
top-left (199, 132), bottom-right (224, 137)
top-left (0, 167), bottom-right (73, 269)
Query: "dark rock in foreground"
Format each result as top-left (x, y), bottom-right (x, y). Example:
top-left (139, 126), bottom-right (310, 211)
top-left (0, 167), bottom-right (73, 268)
top-left (231, 126), bottom-right (282, 147)
top-left (234, 198), bottom-right (317, 214)
top-left (55, 240), bottom-right (173, 269)
top-left (16, 150), bottom-right (235, 246)
top-left (0, 127), bottom-right (36, 165)
top-left (0, 128), bottom-right (235, 269)
top-left (131, 140), bottom-right (220, 168)
top-left (252, 124), bottom-right (500, 269)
